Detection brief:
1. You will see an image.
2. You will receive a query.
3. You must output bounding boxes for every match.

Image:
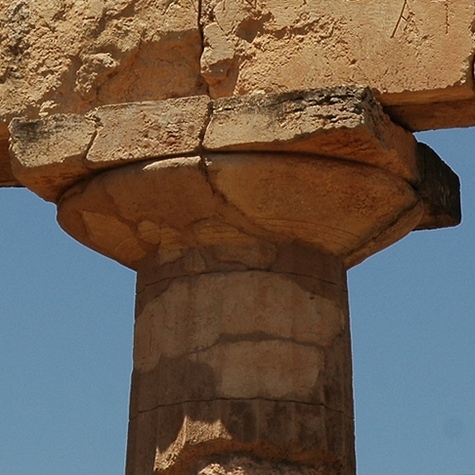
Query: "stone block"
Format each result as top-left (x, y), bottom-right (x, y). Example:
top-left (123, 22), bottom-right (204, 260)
top-left (414, 143), bottom-right (462, 230)
top-left (0, 0), bottom-right (473, 185)
top-left (8, 97), bottom-right (211, 201)
top-left (127, 253), bottom-right (355, 474)
top-left (205, 153), bottom-right (423, 266)
top-left (203, 87), bottom-right (421, 184)
top-left (85, 96), bottom-right (211, 167)
top-left (201, 0), bottom-right (475, 130)
top-left (1, 0), bottom-right (474, 188)
top-left (57, 156), bottom-right (219, 268)
top-left (10, 87), bottom-right (420, 198)
top-left (9, 114), bottom-right (96, 201)
top-left (0, 0), bottom-right (204, 122)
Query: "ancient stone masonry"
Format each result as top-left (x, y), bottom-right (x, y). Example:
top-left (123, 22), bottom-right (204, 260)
top-left (7, 86), bottom-right (461, 474)
top-left (1, 1), bottom-right (470, 474)
top-left (1, 0), bottom-right (475, 186)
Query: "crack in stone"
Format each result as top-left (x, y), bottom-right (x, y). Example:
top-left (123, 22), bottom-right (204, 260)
top-left (131, 396), bottom-right (352, 421)
top-left (391, 0), bottom-right (409, 38)
top-left (81, 118), bottom-right (100, 171)
top-left (196, 153), bottom-right (283, 247)
top-left (136, 269), bottom-right (347, 299)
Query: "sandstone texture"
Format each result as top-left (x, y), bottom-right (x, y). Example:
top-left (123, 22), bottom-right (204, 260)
top-left (126, 245), bottom-right (355, 475)
top-left (10, 88), bottom-right (460, 256)
top-left (1, 0), bottom-right (475, 185)
top-left (0, 0), bottom-right (204, 119)
top-left (200, 0), bottom-right (475, 115)
top-left (55, 151), bottom-right (421, 269)
top-left (0, 0), bottom-right (473, 123)
top-left (0, 0), bottom-right (205, 184)
top-left (196, 456), bottom-right (333, 475)
top-left (2, 4), bottom-right (467, 474)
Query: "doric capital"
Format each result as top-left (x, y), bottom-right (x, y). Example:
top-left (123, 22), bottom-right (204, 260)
top-left (9, 87), bottom-right (460, 268)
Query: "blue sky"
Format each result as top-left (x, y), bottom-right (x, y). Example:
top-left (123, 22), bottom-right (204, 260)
top-left (1, 127), bottom-right (474, 475)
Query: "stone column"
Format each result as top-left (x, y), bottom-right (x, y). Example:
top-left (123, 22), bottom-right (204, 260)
top-left (131, 243), bottom-right (353, 475)
top-left (9, 87), bottom-right (460, 474)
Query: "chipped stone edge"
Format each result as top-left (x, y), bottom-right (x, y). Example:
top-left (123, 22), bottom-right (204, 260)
top-left (6, 87), bottom-right (460, 231)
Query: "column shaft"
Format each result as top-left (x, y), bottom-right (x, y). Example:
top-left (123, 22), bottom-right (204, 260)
top-left (127, 245), bottom-right (355, 474)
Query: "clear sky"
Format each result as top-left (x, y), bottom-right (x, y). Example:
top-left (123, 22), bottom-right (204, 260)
top-left (1, 127), bottom-right (474, 475)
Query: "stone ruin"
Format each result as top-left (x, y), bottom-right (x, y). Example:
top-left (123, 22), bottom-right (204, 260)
top-left (0, 1), bottom-right (473, 474)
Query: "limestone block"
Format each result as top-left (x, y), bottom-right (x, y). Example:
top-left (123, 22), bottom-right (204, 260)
top-left (9, 114), bottom-right (97, 201)
top-left (134, 244), bottom-right (348, 313)
top-left (0, 0), bottom-right (205, 186)
top-left (1, 2), bottom-right (475, 185)
top-left (415, 143), bottom-right (462, 230)
top-left (56, 151), bottom-right (423, 269)
top-left (9, 96), bottom-right (211, 201)
top-left (200, 0), bottom-right (475, 129)
top-left (0, 0), bottom-right (204, 122)
top-left (85, 96), bottom-right (211, 167)
top-left (0, 0), bottom-right (473, 129)
top-left (196, 456), bottom-right (340, 475)
top-left (57, 156), bottom-right (222, 267)
top-left (127, 401), bottom-right (355, 475)
top-left (206, 153), bottom-right (424, 267)
top-left (0, 0), bottom-right (473, 124)
top-left (200, 23), bottom-right (236, 87)
top-left (204, 87), bottom-right (421, 184)
top-left (10, 87), bottom-right (418, 198)
top-left (132, 272), bottom-right (346, 400)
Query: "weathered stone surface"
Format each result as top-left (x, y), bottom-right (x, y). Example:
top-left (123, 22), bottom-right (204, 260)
top-left (127, 400), bottom-right (354, 475)
top-left (206, 153), bottom-right (424, 267)
top-left (85, 96), bottom-right (211, 168)
top-left (8, 96), bottom-right (211, 200)
top-left (0, 0), bottom-right (205, 121)
top-left (57, 156), bottom-right (215, 267)
top-left (10, 88), bottom-right (461, 236)
top-left (132, 272), bottom-right (346, 401)
top-left (200, 22), bottom-right (236, 88)
top-left (415, 143), bottom-right (461, 230)
top-left (6, 88), bottom-right (419, 194)
top-left (1, 0), bottom-right (472, 126)
top-left (125, 248), bottom-right (355, 475)
top-left (200, 0), bottom-right (475, 130)
top-left (385, 96), bottom-right (475, 132)
top-left (56, 152), bottom-right (424, 269)
top-left (0, 0), bottom-right (205, 185)
top-left (204, 87), bottom-right (421, 184)
top-left (1, 0), bottom-right (474, 186)
top-left (196, 456), bottom-right (335, 475)
top-left (52, 142), bottom-right (448, 472)
top-left (134, 244), bottom-right (347, 315)
top-left (9, 114), bottom-right (97, 201)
